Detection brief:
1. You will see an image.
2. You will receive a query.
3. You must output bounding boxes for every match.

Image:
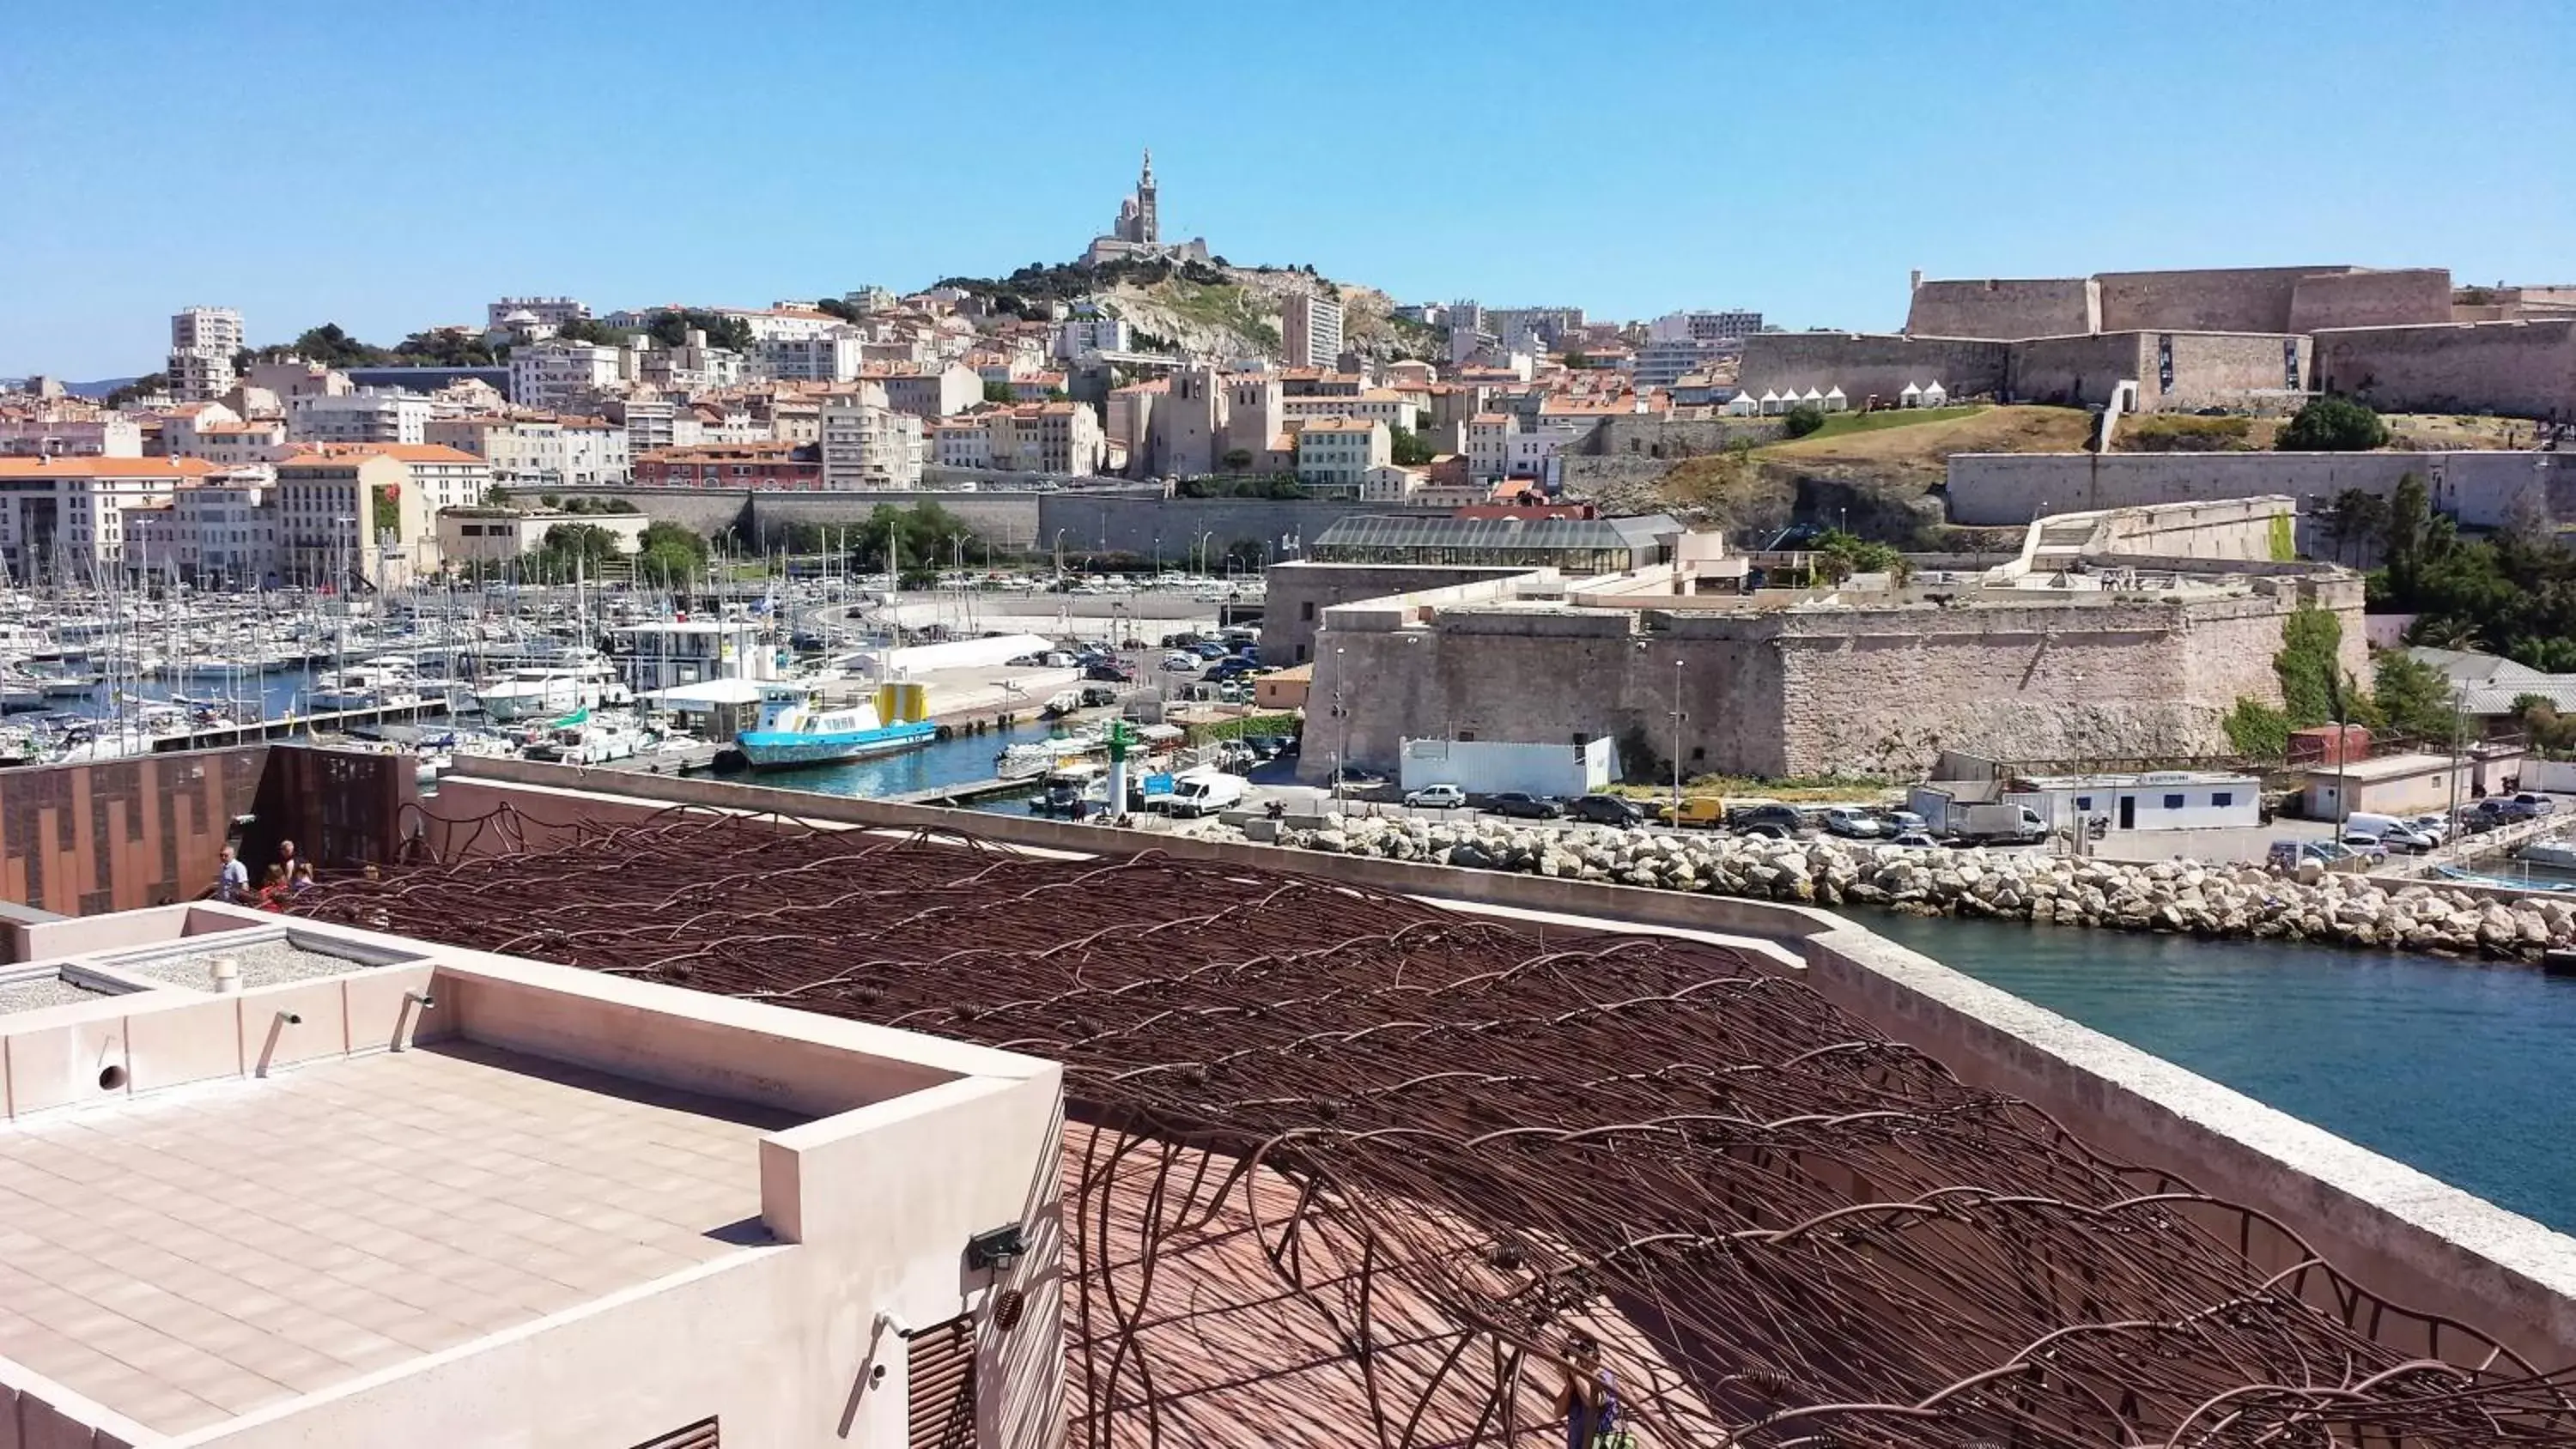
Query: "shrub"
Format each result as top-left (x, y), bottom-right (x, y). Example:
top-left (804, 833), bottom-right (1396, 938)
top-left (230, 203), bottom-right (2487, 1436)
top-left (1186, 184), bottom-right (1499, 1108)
top-left (1782, 403), bottom-right (1826, 439)
top-left (2277, 395), bottom-right (2388, 452)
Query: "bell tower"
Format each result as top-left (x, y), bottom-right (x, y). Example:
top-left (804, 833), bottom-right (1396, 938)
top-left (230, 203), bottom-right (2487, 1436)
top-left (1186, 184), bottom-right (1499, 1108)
top-left (1135, 149), bottom-right (1158, 246)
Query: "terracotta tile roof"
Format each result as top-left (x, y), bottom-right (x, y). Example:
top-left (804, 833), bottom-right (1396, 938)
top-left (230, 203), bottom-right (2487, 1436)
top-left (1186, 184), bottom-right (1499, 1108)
top-left (0, 457), bottom-right (214, 479)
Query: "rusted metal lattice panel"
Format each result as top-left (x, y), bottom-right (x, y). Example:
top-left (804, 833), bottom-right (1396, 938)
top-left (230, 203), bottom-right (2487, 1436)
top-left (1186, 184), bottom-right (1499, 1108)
top-left (907, 1314), bottom-right (976, 1449)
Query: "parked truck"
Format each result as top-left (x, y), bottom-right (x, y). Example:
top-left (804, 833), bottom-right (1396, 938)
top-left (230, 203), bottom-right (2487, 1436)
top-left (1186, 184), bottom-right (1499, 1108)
top-left (1941, 803), bottom-right (2050, 846)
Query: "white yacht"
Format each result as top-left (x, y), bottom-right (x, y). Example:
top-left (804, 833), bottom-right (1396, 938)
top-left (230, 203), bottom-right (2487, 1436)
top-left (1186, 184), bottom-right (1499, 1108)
top-left (474, 652), bottom-right (627, 722)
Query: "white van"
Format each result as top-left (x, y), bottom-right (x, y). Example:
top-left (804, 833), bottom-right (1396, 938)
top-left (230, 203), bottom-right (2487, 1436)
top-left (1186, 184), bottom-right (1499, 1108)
top-left (1163, 772), bottom-right (1248, 818)
top-left (2345, 811), bottom-right (2434, 852)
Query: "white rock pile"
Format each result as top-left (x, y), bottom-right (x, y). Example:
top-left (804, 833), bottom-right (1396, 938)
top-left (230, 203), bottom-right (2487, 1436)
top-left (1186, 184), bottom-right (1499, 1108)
top-left (1250, 816), bottom-right (2573, 958)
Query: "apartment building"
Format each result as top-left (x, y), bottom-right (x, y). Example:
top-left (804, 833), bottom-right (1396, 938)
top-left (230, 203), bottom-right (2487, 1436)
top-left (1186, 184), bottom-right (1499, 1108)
top-left (984, 402), bottom-right (1107, 475)
top-left (167, 306), bottom-right (244, 402)
top-left (274, 449), bottom-right (436, 589)
top-left (931, 419), bottom-right (991, 470)
top-left (818, 385), bottom-right (926, 489)
top-left (0, 414), bottom-right (143, 457)
top-left (1282, 389), bottom-right (1418, 433)
top-left (0, 456), bottom-right (210, 578)
top-left (873, 362), bottom-right (983, 419)
top-left (1053, 315), bottom-right (1132, 359)
top-left (635, 441), bottom-right (825, 489)
top-left (1649, 308), bottom-right (1763, 344)
top-left (1291, 415), bottom-right (1389, 497)
top-left (638, 332), bottom-right (747, 394)
top-left (165, 470), bottom-right (282, 585)
top-left (486, 294), bottom-right (589, 329)
top-left (1282, 292), bottom-right (1346, 368)
top-left (287, 389), bottom-right (433, 446)
top-left (510, 339), bottom-right (624, 410)
top-left (1633, 336), bottom-right (1727, 389)
top-left (755, 330), bottom-right (862, 384)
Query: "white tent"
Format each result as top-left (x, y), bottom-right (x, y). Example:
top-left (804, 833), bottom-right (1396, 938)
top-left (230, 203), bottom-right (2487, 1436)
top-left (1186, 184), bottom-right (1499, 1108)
top-left (1899, 381), bottom-right (1923, 408)
top-left (1921, 379), bottom-right (1948, 406)
top-left (1759, 389), bottom-right (1785, 415)
top-left (1801, 386), bottom-right (1826, 405)
top-left (1723, 391), bottom-right (1761, 416)
top-left (1821, 385), bottom-right (1849, 413)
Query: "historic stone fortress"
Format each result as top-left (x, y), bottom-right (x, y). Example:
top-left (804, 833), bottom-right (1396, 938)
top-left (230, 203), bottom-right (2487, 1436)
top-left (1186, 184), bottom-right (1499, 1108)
top-left (1741, 264), bottom-right (2575, 421)
top-left (1286, 499), bottom-right (2364, 783)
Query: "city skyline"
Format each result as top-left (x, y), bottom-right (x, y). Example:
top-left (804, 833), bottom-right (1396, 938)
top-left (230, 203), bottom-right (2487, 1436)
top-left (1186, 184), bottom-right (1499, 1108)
top-left (5, 0), bottom-right (2572, 379)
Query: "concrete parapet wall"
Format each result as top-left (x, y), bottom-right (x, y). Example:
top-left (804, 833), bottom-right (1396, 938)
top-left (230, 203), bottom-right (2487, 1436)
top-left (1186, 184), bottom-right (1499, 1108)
top-left (1261, 561), bottom-right (1537, 666)
top-left (1947, 450), bottom-right (2576, 529)
top-left (1905, 277), bottom-right (2099, 339)
top-left (2313, 318), bottom-right (2576, 421)
top-left (428, 762), bottom-right (2576, 1372)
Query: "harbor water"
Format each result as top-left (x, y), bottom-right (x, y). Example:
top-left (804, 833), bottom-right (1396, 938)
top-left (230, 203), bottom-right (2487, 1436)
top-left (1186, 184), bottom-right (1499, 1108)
top-left (1851, 909), bottom-right (2576, 1234)
top-left (734, 718), bottom-right (1060, 812)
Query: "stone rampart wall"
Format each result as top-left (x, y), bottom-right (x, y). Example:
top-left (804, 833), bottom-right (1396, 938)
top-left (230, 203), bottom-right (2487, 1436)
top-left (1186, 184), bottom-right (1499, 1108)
top-left (1308, 581), bottom-right (2360, 781)
top-left (1948, 451), bottom-right (2576, 529)
top-left (2005, 333), bottom-right (2147, 408)
top-left (2155, 332), bottom-right (2313, 409)
top-left (1737, 333), bottom-right (2011, 404)
top-left (1904, 277), bottom-right (2099, 339)
top-left (2312, 318), bottom-right (2576, 421)
top-left (1261, 562), bottom-right (1534, 666)
top-left (2096, 265), bottom-right (2338, 334)
top-left (1037, 494), bottom-right (1406, 565)
top-left (1585, 415), bottom-right (1781, 458)
top-left (2287, 269), bottom-right (2455, 332)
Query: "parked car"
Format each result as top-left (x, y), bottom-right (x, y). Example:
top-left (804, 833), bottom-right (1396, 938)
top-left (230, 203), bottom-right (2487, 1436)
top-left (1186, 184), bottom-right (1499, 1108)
top-left (2516, 792), bottom-right (2558, 815)
top-left (1737, 822), bottom-right (1793, 840)
top-left (1205, 659), bottom-right (1259, 682)
top-left (1886, 830), bottom-right (1939, 848)
top-left (2336, 833), bottom-right (2391, 862)
top-left (1568, 794), bottom-right (1646, 827)
top-left (2482, 797), bottom-right (2542, 824)
top-left (1084, 663), bottom-right (1136, 682)
top-left (1405, 784), bottom-right (1467, 809)
top-left (1821, 806), bottom-right (1882, 839)
top-left (1484, 792), bottom-right (1563, 820)
top-left (1657, 796), bottom-right (1729, 829)
top-left (1160, 652), bottom-right (1201, 672)
top-left (2405, 814), bottom-right (2451, 846)
top-left (1078, 685), bottom-right (1121, 708)
top-left (1729, 803), bottom-right (1807, 834)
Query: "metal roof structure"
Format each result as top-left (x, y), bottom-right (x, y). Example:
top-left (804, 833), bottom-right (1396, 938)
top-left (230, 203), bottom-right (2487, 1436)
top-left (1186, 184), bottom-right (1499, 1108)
top-left (293, 810), bottom-right (2576, 1448)
top-left (1310, 512), bottom-right (1681, 566)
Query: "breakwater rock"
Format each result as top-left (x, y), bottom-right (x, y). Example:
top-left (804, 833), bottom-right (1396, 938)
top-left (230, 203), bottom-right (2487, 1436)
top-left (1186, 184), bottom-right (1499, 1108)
top-left (1242, 816), bottom-right (2572, 958)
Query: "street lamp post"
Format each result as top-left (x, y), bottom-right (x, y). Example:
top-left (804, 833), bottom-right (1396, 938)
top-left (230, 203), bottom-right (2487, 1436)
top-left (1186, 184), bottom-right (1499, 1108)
top-left (1053, 529), bottom-right (1068, 585)
top-left (1670, 658), bottom-right (1686, 815)
top-left (1333, 645), bottom-right (1349, 810)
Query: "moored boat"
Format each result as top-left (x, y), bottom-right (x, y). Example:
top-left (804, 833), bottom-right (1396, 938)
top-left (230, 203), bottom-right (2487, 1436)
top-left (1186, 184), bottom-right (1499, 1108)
top-left (736, 682), bottom-right (937, 770)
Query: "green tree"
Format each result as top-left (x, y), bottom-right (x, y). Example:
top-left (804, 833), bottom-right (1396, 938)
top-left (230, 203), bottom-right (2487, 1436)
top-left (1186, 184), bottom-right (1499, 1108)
top-left (2274, 604), bottom-right (2348, 728)
top-left (636, 520), bottom-right (710, 586)
top-left (102, 373), bottom-right (167, 409)
top-left (1388, 427), bottom-right (1435, 466)
top-left (2222, 699), bottom-right (2291, 759)
top-left (2372, 649), bottom-right (2458, 743)
top-left (1810, 529), bottom-right (1905, 583)
top-left (2277, 395), bottom-right (2389, 452)
top-left (1219, 447), bottom-right (1254, 473)
top-left (981, 379), bottom-right (1015, 404)
top-left (1561, 350), bottom-right (1589, 370)
top-left (1782, 403), bottom-right (1826, 440)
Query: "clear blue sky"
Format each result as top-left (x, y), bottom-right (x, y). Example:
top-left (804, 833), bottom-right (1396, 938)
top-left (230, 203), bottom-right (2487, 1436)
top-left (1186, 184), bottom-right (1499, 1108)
top-left (5, 0), bottom-right (2568, 379)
